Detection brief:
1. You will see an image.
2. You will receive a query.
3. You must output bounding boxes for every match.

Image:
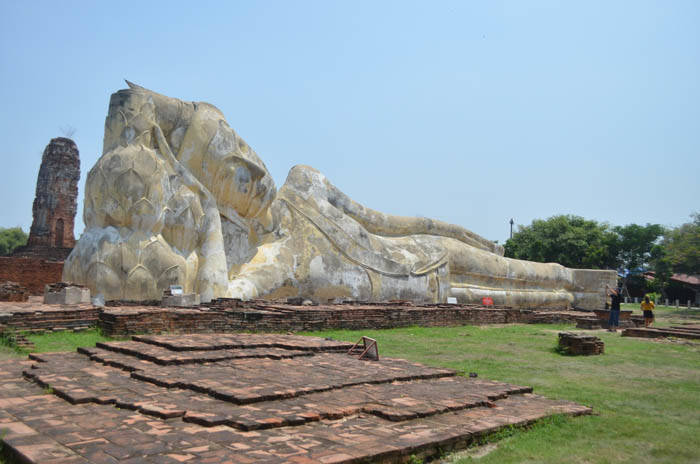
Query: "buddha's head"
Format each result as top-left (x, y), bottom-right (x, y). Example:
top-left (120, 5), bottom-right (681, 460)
top-left (103, 82), bottom-right (276, 221)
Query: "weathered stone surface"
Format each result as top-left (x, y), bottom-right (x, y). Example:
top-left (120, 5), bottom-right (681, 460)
top-left (162, 293), bottom-right (200, 307)
top-left (27, 138), bottom-right (80, 249)
top-left (44, 283), bottom-right (91, 305)
top-left (65, 82), bottom-right (616, 307)
top-left (0, 334), bottom-right (592, 463)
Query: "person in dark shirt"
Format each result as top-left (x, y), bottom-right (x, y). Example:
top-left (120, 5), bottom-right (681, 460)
top-left (606, 285), bottom-right (622, 331)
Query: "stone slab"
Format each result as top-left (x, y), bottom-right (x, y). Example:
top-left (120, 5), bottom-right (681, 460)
top-left (162, 294), bottom-right (200, 308)
top-left (44, 286), bottom-right (91, 305)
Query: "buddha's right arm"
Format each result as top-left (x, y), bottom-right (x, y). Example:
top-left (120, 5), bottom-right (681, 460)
top-left (283, 165), bottom-right (504, 256)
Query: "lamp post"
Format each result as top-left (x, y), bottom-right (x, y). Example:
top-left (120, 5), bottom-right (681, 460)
top-left (509, 218), bottom-right (514, 239)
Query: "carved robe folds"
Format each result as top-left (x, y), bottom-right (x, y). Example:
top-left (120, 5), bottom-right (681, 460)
top-left (65, 83), bottom-right (615, 308)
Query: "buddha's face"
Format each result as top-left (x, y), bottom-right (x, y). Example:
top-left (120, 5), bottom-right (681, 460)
top-left (187, 115), bottom-right (275, 220)
top-left (104, 87), bottom-right (276, 222)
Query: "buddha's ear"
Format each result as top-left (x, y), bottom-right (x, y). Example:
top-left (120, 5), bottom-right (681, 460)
top-left (125, 79), bottom-right (146, 90)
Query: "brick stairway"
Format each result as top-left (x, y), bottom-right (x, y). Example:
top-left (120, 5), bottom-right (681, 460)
top-left (0, 334), bottom-right (592, 463)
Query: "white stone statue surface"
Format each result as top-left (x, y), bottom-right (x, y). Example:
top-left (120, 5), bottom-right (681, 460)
top-left (64, 83), bottom-right (615, 308)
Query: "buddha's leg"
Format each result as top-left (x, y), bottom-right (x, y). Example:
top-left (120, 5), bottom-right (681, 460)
top-left (443, 239), bottom-right (616, 309)
top-left (442, 238), bottom-right (577, 308)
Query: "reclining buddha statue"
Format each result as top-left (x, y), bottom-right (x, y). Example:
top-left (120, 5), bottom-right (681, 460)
top-left (64, 82), bottom-right (615, 308)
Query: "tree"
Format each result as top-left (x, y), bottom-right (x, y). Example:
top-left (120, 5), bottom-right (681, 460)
top-left (662, 213), bottom-right (700, 275)
top-left (647, 243), bottom-right (673, 297)
top-left (613, 223), bottom-right (666, 272)
top-left (504, 215), bottom-right (618, 269)
top-left (0, 227), bottom-right (28, 256)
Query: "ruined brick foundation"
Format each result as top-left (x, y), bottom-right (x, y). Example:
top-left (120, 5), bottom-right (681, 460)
top-left (0, 257), bottom-right (64, 295)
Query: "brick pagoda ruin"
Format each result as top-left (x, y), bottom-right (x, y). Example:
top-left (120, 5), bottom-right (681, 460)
top-left (0, 138), bottom-right (80, 294)
top-left (23, 137), bottom-right (80, 255)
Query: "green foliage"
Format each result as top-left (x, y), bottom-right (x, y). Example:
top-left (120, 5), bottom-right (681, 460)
top-left (0, 227), bottom-right (27, 256)
top-left (613, 223), bottom-right (665, 272)
top-left (662, 212), bottom-right (700, 275)
top-left (0, 329), bottom-right (22, 353)
top-left (26, 328), bottom-right (120, 353)
top-left (504, 215), bottom-right (618, 269)
top-left (503, 214), bottom-right (697, 283)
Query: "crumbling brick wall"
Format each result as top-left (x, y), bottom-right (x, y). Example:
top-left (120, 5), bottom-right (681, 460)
top-left (0, 257), bottom-right (64, 295)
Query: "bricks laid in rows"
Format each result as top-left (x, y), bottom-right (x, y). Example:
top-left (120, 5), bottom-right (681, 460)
top-left (622, 326), bottom-right (700, 340)
top-left (558, 332), bottom-right (605, 355)
top-left (2, 333), bottom-right (592, 463)
top-left (0, 297), bottom-right (601, 336)
top-left (98, 302), bottom-right (593, 336)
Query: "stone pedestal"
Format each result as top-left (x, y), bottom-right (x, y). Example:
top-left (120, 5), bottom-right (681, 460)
top-left (44, 284), bottom-right (91, 305)
top-left (162, 293), bottom-right (200, 308)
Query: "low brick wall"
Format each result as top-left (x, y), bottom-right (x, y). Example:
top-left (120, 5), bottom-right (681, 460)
top-left (0, 306), bottom-right (99, 333)
top-left (0, 282), bottom-right (29, 302)
top-left (0, 257), bottom-right (63, 295)
top-left (0, 299), bottom-right (606, 336)
top-left (98, 302), bottom-right (592, 336)
top-left (622, 326), bottom-right (700, 340)
top-left (591, 310), bottom-right (644, 329)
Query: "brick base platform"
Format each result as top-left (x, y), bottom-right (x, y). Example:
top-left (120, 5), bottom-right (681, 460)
top-left (98, 301), bottom-right (595, 336)
top-left (1, 334), bottom-right (591, 463)
top-left (0, 298), bottom-right (603, 336)
top-left (0, 297), bottom-right (98, 333)
top-left (622, 325), bottom-right (700, 340)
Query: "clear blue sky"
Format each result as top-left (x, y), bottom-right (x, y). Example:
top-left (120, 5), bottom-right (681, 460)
top-left (1, 1), bottom-right (698, 244)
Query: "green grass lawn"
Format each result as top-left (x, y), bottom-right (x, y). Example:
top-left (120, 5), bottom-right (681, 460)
top-left (0, 328), bottom-right (117, 359)
top-left (0, 320), bottom-right (697, 463)
top-left (621, 302), bottom-right (700, 328)
top-left (303, 324), bottom-right (700, 463)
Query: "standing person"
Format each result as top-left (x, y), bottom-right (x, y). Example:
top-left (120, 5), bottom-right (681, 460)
top-left (606, 285), bottom-right (622, 331)
top-left (640, 296), bottom-right (655, 327)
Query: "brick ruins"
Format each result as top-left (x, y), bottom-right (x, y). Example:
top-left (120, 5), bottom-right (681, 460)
top-left (5, 138), bottom-right (80, 293)
top-left (0, 282), bottom-right (28, 302)
top-left (27, 137), bottom-right (80, 250)
top-left (0, 333), bottom-right (591, 463)
top-left (558, 332), bottom-right (605, 355)
top-left (0, 257), bottom-right (64, 295)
